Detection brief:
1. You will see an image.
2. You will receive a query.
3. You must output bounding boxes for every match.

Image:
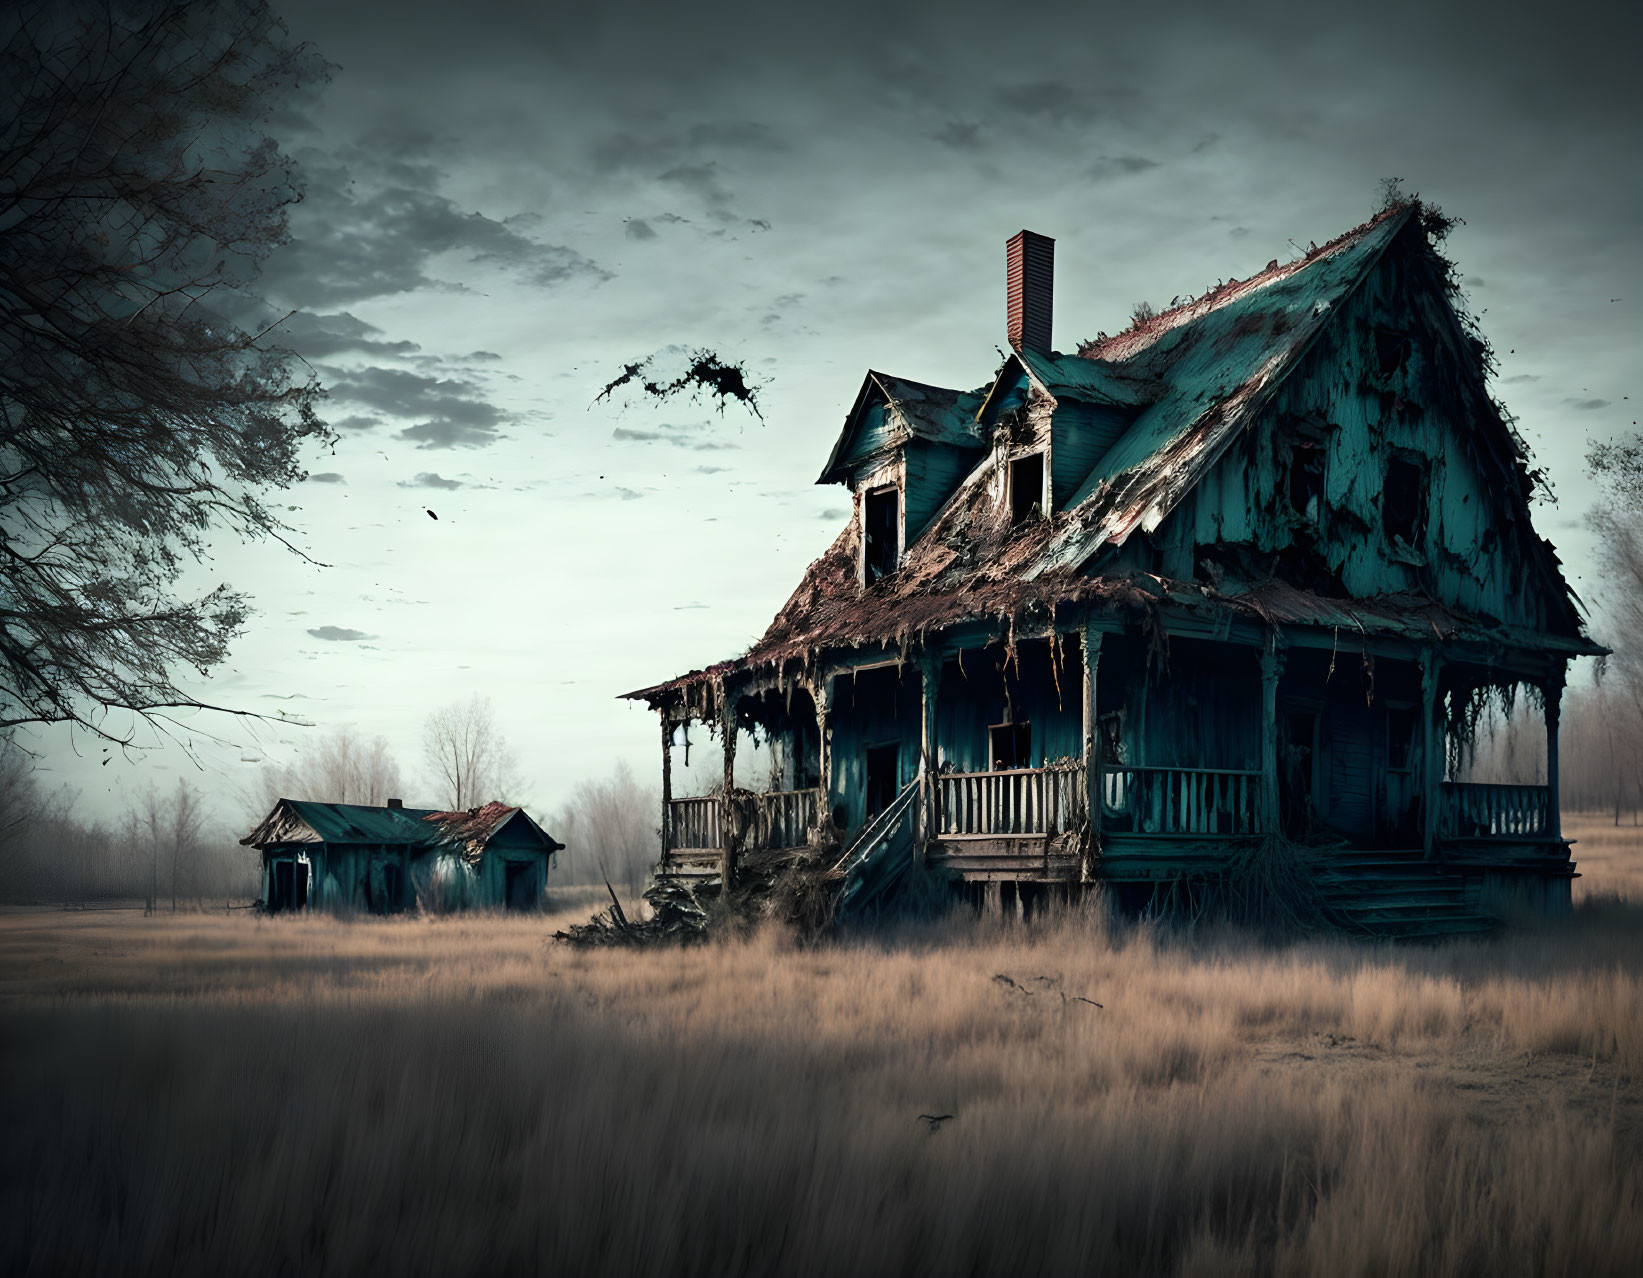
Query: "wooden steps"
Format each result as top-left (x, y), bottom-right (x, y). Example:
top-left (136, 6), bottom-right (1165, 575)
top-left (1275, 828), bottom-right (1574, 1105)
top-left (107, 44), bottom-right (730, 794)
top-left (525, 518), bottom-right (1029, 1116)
top-left (1310, 847), bottom-right (1494, 940)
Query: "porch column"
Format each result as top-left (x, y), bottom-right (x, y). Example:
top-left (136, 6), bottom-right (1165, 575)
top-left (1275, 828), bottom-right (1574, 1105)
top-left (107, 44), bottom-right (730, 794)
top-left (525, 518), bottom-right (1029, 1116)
top-left (1259, 640), bottom-right (1284, 835)
top-left (919, 652), bottom-right (941, 861)
top-left (1420, 649), bottom-right (1442, 858)
top-left (1082, 624), bottom-right (1103, 882)
top-left (1545, 664), bottom-right (1565, 841)
top-left (720, 685), bottom-right (740, 887)
top-left (815, 671), bottom-right (834, 840)
top-left (659, 713), bottom-right (673, 869)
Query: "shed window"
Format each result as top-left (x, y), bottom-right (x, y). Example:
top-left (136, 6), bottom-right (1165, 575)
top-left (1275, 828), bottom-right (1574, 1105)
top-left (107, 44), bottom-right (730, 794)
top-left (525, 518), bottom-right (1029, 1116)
top-left (1382, 455), bottom-right (1426, 546)
top-left (1010, 451), bottom-right (1045, 525)
top-left (864, 487), bottom-right (899, 584)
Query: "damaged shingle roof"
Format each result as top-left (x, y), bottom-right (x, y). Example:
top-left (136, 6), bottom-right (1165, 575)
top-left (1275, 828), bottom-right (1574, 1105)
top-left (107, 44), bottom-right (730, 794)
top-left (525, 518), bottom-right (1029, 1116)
top-left (625, 205), bottom-right (1599, 706)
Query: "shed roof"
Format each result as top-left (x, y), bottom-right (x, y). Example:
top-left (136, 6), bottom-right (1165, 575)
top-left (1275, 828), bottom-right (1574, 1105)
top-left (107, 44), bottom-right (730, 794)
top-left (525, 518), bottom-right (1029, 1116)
top-left (240, 799), bottom-right (562, 865)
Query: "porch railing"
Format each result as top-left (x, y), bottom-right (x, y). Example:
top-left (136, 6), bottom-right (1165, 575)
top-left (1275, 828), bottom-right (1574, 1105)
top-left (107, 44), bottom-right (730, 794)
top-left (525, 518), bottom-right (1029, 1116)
top-left (936, 764), bottom-right (1083, 838)
top-left (1440, 782), bottom-right (1550, 839)
top-left (743, 788), bottom-right (821, 851)
top-left (1101, 767), bottom-right (1262, 836)
top-left (667, 796), bottom-right (722, 850)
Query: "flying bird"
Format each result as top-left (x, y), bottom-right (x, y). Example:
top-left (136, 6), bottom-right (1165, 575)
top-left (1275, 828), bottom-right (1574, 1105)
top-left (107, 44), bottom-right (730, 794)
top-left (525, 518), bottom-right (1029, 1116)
top-left (918, 1114), bottom-right (954, 1133)
top-left (425, 509), bottom-right (438, 520)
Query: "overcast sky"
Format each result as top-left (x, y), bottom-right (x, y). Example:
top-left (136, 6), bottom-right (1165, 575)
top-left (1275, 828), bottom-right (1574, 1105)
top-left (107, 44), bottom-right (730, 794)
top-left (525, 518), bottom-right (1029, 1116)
top-left (28, 0), bottom-right (1642, 827)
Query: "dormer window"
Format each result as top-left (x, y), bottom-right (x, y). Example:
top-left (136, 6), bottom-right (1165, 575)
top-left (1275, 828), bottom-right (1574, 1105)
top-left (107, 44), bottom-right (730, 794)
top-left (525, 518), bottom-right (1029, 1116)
top-left (1009, 451), bottom-right (1046, 525)
top-left (864, 486), bottom-right (900, 584)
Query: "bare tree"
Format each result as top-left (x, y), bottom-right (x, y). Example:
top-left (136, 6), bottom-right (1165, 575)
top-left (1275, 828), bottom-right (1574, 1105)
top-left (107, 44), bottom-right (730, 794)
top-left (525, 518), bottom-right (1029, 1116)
top-left (553, 760), bottom-right (659, 897)
top-left (0, 1), bottom-right (331, 742)
top-left (253, 726), bottom-right (404, 812)
top-left (0, 733), bottom-right (53, 849)
top-left (422, 695), bottom-right (519, 810)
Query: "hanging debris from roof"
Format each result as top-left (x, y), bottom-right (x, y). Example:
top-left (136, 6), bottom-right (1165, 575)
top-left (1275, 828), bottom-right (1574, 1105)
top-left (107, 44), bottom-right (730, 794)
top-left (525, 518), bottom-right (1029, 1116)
top-left (594, 345), bottom-right (765, 420)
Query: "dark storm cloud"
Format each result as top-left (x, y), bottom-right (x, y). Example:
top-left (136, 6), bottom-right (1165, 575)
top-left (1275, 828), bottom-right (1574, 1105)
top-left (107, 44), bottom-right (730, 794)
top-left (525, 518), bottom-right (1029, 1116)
top-left (304, 472), bottom-right (348, 484)
top-left (323, 367), bottom-right (508, 448)
top-left (273, 310), bottom-right (421, 359)
top-left (588, 121), bottom-right (785, 173)
top-left (1089, 154), bottom-right (1162, 180)
top-left (625, 218), bottom-right (658, 240)
top-left (261, 147), bottom-right (607, 308)
top-left (1568, 398), bottom-right (1611, 411)
top-left (307, 626), bottom-right (375, 641)
top-left (933, 121), bottom-right (982, 151)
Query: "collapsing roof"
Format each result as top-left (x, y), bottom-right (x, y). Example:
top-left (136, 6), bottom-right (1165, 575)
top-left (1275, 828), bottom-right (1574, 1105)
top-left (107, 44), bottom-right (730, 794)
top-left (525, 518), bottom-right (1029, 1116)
top-left (627, 204), bottom-right (1600, 707)
top-left (817, 370), bottom-right (987, 485)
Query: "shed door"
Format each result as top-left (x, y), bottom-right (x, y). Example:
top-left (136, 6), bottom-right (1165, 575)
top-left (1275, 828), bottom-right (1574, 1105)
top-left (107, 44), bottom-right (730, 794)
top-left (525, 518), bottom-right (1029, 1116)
top-left (1324, 703), bottom-right (1376, 843)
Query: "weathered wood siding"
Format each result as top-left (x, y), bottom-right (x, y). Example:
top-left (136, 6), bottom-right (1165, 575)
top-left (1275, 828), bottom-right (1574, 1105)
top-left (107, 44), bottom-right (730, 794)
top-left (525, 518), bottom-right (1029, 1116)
top-left (1144, 225), bottom-right (1570, 632)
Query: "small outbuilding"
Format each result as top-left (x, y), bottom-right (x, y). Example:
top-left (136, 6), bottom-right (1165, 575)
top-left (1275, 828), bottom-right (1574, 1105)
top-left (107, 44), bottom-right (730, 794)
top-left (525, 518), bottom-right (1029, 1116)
top-left (241, 798), bottom-right (563, 914)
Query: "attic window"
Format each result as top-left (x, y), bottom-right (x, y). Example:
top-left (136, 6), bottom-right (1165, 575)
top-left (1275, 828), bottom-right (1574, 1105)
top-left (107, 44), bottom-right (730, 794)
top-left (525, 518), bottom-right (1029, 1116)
top-left (1288, 442), bottom-right (1325, 521)
top-left (1009, 451), bottom-right (1046, 525)
top-left (864, 487), bottom-right (900, 584)
top-left (1382, 455), bottom-right (1426, 547)
top-left (1374, 328), bottom-right (1414, 378)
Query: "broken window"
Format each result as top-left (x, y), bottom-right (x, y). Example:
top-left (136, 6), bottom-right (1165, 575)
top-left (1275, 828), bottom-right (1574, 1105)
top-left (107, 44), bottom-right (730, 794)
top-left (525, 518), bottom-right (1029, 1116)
top-left (989, 721), bottom-right (1032, 770)
top-left (1382, 454), bottom-right (1426, 547)
top-left (1374, 328), bottom-right (1413, 378)
top-left (1287, 441), bottom-right (1325, 521)
top-left (1009, 451), bottom-right (1046, 525)
top-left (863, 487), bottom-right (899, 584)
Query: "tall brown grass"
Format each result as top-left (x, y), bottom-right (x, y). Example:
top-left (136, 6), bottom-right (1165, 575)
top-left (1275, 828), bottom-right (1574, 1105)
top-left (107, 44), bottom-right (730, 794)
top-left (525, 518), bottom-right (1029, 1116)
top-left (1, 826), bottom-right (1640, 1277)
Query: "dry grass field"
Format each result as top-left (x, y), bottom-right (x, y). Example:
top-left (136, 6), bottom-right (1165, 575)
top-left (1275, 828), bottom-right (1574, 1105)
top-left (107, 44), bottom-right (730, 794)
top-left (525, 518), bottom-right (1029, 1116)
top-left (2, 817), bottom-right (1641, 1277)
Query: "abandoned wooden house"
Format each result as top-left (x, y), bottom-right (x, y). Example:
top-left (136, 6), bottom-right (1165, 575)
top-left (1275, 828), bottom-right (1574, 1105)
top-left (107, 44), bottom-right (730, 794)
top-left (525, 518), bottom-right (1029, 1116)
top-left (241, 799), bottom-right (563, 914)
top-left (625, 202), bottom-right (1605, 937)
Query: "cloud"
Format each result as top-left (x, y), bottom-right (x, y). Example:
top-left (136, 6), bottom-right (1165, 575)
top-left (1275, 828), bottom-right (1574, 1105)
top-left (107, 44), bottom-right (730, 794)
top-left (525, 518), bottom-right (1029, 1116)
top-left (323, 366), bottom-right (508, 448)
top-left (625, 218), bottom-right (657, 240)
top-left (307, 626), bottom-right (375, 641)
top-left (262, 147), bottom-right (607, 308)
top-left (1567, 397), bottom-right (1610, 411)
top-left (397, 472), bottom-right (464, 490)
top-left (1090, 154), bottom-right (1162, 179)
top-left (610, 420), bottom-right (742, 451)
top-left (273, 310), bottom-right (421, 359)
top-left (613, 486), bottom-right (645, 501)
top-left (305, 472), bottom-right (347, 484)
top-left (994, 80), bottom-right (1082, 122)
top-left (933, 121), bottom-right (982, 150)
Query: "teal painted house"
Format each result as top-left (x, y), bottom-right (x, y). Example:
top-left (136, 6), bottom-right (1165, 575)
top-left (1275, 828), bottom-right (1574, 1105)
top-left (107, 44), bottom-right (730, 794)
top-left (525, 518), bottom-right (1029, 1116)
top-left (242, 799), bottom-right (562, 914)
top-left (626, 207), bottom-right (1604, 936)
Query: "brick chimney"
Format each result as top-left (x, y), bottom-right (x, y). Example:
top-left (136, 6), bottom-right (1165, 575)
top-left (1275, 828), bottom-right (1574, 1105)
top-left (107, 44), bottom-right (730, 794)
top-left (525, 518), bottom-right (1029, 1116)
top-left (1006, 229), bottom-right (1055, 353)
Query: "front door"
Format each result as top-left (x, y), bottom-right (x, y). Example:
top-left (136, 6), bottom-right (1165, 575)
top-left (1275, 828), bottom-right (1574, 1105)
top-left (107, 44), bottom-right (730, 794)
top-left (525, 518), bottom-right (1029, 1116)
top-left (865, 745), bottom-right (899, 819)
top-left (1323, 702), bottom-right (1376, 843)
top-left (504, 861), bottom-right (533, 911)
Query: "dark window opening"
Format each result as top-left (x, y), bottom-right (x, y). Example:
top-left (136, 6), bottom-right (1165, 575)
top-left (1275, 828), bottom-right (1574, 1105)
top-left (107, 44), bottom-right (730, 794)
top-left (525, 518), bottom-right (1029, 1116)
top-left (1374, 328), bottom-right (1413, 378)
top-left (381, 860), bottom-right (404, 914)
top-left (864, 488), bottom-right (899, 584)
top-left (1010, 452), bottom-right (1045, 525)
top-left (1382, 455), bottom-right (1426, 546)
top-left (1280, 712), bottom-right (1317, 839)
top-left (989, 722), bottom-right (1032, 770)
top-left (504, 860), bottom-right (534, 911)
top-left (1288, 442), bottom-right (1325, 520)
top-left (864, 745), bottom-right (899, 818)
top-left (1387, 707), bottom-right (1417, 770)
